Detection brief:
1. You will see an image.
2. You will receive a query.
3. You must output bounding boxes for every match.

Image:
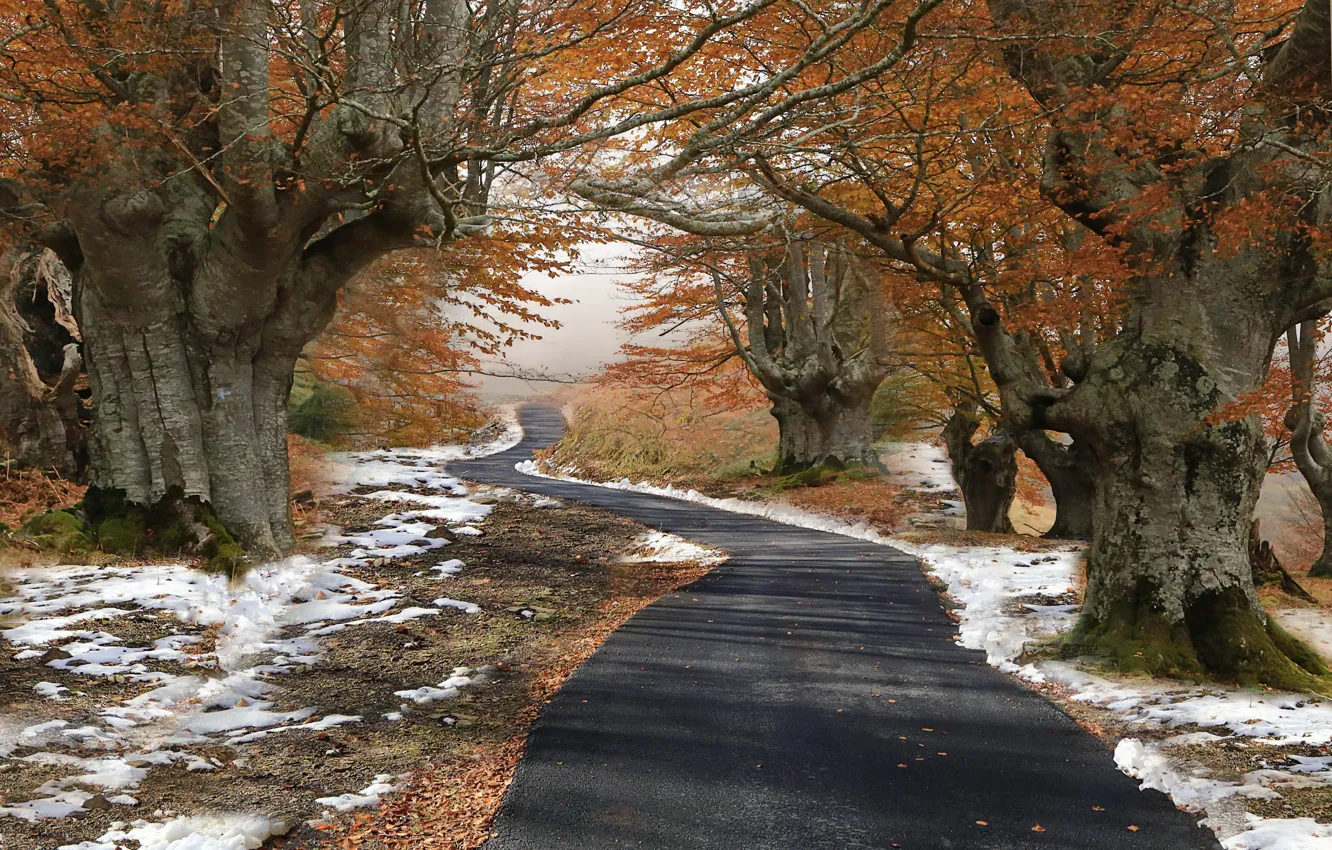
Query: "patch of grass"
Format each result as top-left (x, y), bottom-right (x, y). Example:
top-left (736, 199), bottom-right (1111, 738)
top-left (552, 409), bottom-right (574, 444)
top-left (547, 385), bottom-right (776, 485)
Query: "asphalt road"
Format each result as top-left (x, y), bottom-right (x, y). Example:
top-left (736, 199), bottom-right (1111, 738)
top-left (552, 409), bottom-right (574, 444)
top-left (457, 405), bottom-right (1220, 850)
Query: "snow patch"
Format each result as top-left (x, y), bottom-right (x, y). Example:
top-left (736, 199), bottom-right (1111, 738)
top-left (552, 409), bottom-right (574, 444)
top-left (619, 531), bottom-right (726, 566)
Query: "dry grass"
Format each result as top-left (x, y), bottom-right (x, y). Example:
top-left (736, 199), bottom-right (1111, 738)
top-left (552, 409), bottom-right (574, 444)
top-left (288, 433), bottom-right (331, 540)
top-left (549, 385), bottom-right (775, 484)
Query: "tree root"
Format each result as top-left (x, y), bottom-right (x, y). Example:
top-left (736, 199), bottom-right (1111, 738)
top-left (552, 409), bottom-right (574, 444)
top-left (1064, 584), bottom-right (1329, 693)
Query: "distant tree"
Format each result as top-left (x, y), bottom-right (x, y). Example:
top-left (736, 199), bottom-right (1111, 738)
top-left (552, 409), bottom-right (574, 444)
top-left (1285, 320), bottom-right (1332, 577)
top-left (713, 241), bottom-right (895, 472)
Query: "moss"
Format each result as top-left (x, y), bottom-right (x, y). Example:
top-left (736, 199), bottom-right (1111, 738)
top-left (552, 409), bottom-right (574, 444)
top-left (23, 509), bottom-right (87, 538)
top-left (1268, 618), bottom-right (1329, 677)
top-left (97, 515), bottom-right (148, 555)
top-left (201, 514), bottom-right (246, 574)
top-left (1065, 581), bottom-right (1331, 692)
top-left (771, 460), bottom-right (880, 491)
top-left (20, 510), bottom-right (94, 554)
top-left (1063, 598), bottom-right (1203, 680)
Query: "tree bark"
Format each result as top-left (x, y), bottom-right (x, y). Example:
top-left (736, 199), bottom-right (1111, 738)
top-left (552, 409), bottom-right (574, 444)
top-left (942, 405), bottom-right (1016, 533)
top-left (1285, 320), bottom-right (1332, 577)
top-left (0, 251), bottom-right (85, 475)
top-left (771, 387), bottom-right (879, 473)
top-left (1018, 430), bottom-right (1094, 540)
top-left (1054, 336), bottom-right (1326, 689)
top-left (717, 242), bottom-right (894, 474)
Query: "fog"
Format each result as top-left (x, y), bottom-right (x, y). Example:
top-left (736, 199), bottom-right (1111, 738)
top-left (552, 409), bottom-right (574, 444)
top-left (472, 242), bottom-right (642, 400)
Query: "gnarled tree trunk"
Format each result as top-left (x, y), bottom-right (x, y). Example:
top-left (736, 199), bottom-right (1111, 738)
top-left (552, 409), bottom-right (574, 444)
top-left (1285, 319), bottom-right (1332, 577)
top-left (0, 250), bottom-right (85, 475)
top-left (771, 390), bottom-right (878, 473)
top-left (942, 403), bottom-right (1016, 533)
top-left (716, 241), bottom-right (893, 474)
top-left (1018, 429), bottom-right (1094, 540)
top-left (64, 194), bottom-right (382, 556)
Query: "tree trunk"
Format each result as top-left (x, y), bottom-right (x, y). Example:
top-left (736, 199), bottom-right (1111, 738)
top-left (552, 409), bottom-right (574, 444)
top-left (942, 406), bottom-right (1016, 533)
top-left (1018, 430), bottom-right (1094, 540)
top-left (0, 251), bottom-right (85, 475)
top-left (1284, 321), bottom-right (1332, 578)
top-left (1249, 520), bottom-right (1317, 602)
top-left (1063, 341), bottom-right (1326, 689)
top-left (78, 286), bottom-right (290, 556)
top-left (771, 389), bottom-right (880, 473)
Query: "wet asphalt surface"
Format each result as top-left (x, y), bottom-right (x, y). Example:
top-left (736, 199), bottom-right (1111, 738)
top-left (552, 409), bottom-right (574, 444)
top-left (455, 405), bottom-right (1220, 850)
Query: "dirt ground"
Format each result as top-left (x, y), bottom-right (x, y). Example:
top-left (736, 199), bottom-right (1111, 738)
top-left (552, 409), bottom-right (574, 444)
top-left (0, 486), bottom-right (717, 850)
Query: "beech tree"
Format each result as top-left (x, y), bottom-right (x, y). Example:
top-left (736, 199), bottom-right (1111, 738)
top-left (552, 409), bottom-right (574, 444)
top-left (580, 0), bottom-right (1332, 686)
top-left (941, 402), bottom-right (1016, 532)
top-left (714, 241), bottom-right (894, 471)
top-left (1286, 320), bottom-right (1332, 578)
top-left (0, 0), bottom-right (936, 554)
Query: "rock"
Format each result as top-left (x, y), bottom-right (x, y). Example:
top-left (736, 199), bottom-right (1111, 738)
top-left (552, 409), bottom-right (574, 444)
top-left (38, 647), bottom-right (71, 663)
top-left (84, 794), bottom-right (111, 811)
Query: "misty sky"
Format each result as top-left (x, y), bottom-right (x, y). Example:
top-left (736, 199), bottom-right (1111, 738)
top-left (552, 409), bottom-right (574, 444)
top-left (474, 241), bottom-right (642, 400)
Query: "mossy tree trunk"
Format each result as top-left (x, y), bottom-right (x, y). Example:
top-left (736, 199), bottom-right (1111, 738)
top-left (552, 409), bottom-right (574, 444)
top-left (716, 241), bottom-right (893, 474)
top-left (1018, 429), bottom-right (1095, 540)
top-left (23, 0), bottom-right (485, 557)
top-left (942, 403), bottom-right (1016, 533)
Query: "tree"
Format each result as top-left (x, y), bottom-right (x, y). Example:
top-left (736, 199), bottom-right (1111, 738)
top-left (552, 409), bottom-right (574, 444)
top-left (0, 0), bottom-right (926, 555)
top-left (309, 225), bottom-right (570, 446)
top-left (714, 241), bottom-right (895, 472)
top-left (1286, 319), bottom-right (1332, 577)
top-left (942, 401), bottom-right (1017, 532)
top-left (966, 0), bottom-right (1332, 686)
top-left (576, 0), bottom-right (1332, 686)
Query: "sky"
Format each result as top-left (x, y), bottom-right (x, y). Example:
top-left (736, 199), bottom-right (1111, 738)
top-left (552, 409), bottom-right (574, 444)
top-left (472, 241), bottom-right (642, 400)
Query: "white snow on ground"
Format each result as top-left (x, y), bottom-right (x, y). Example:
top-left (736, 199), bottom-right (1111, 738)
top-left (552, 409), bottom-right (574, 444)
top-left (2, 411), bottom-right (521, 841)
top-left (57, 813), bottom-right (282, 850)
top-left (315, 775), bottom-right (399, 813)
top-left (618, 531), bottom-right (727, 566)
top-left (1272, 608), bottom-right (1332, 664)
top-left (881, 442), bottom-right (956, 492)
top-left (517, 460), bottom-right (1332, 847)
top-left (393, 666), bottom-right (484, 705)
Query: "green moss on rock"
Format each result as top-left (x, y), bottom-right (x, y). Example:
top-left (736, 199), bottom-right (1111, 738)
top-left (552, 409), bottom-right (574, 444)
top-left (24, 509), bottom-right (87, 537)
top-left (771, 460), bottom-right (880, 491)
top-left (22, 510), bottom-right (94, 554)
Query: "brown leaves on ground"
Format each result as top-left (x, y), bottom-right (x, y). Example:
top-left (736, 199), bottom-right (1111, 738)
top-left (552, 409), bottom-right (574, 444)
top-left (777, 477), bottom-right (909, 531)
top-left (0, 464), bottom-right (84, 530)
top-left (306, 540), bottom-right (715, 850)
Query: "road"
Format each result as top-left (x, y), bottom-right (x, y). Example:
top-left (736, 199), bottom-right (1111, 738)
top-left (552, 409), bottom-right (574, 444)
top-left (456, 405), bottom-right (1219, 850)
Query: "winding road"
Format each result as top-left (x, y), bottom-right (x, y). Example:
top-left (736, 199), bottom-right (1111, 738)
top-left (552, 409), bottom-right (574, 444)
top-left (456, 405), bottom-right (1220, 850)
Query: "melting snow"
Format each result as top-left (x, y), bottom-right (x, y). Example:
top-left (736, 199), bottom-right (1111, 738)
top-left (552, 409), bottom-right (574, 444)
top-left (0, 411), bottom-right (520, 833)
top-left (315, 774), bottom-right (399, 813)
top-left (618, 531), bottom-right (726, 565)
